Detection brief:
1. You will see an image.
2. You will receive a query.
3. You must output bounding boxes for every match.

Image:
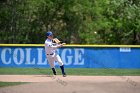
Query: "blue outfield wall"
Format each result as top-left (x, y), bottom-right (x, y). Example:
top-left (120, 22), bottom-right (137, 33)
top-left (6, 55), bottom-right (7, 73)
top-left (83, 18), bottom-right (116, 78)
top-left (0, 44), bottom-right (140, 68)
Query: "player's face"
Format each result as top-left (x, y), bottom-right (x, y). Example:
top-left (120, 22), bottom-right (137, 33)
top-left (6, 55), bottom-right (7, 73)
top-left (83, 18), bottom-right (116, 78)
top-left (48, 35), bottom-right (53, 40)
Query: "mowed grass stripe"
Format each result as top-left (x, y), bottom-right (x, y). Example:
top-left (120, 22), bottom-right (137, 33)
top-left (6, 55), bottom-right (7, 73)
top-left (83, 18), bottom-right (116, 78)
top-left (0, 68), bottom-right (140, 76)
top-left (0, 82), bottom-right (28, 87)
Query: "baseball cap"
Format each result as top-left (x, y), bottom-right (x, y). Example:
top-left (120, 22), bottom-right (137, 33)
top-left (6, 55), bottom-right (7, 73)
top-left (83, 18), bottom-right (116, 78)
top-left (46, 31), bottom-right (53, 36)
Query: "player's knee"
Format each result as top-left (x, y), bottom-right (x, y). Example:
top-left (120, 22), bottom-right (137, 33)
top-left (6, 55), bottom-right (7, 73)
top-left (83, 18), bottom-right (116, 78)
top-left (58, 62), bottom-right (63, 66)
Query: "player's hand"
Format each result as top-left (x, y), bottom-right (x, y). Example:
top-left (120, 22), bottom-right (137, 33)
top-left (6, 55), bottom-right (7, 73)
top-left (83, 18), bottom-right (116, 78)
top-left (57, 44), bottom-right (63, 48)
top-left (57, 43), bottom-right (66, 48)
top-left (60, 44), bottom-right (64, 47)
top-left (61, 43), bottom-right (66, 46)
top-left (62, 43), bottom-right (66, 45)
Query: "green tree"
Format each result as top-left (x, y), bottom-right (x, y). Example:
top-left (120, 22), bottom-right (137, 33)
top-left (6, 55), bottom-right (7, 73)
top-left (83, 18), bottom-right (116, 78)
top-left (0, 0), bottom-right (139, 44)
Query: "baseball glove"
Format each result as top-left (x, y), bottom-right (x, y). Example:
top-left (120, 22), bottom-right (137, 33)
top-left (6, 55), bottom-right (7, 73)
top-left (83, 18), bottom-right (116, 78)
top-left (52, 38), bottom-right (61, 44)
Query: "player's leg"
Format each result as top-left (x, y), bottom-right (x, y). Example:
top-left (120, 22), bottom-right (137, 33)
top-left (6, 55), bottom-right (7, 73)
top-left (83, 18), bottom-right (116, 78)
top-left (55, 54), bottom-right (66, 77)
top-left (51, 68), bottom-right (57, 75)
top-left (60, 65), bottom-right (66, 77)
top-left (47, 56), bottom-right (57, 75)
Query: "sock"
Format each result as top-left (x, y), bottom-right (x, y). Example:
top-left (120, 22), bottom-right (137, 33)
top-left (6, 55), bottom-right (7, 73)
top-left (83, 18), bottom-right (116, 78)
top-left (60, 65), bottom-right (65, 74)
top-left (51, 68), bottom-right (56, 75)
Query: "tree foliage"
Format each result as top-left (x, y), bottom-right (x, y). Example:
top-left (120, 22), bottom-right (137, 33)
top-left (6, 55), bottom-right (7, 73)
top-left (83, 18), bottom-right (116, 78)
top-left (0, 0), bottom-right (140, 44)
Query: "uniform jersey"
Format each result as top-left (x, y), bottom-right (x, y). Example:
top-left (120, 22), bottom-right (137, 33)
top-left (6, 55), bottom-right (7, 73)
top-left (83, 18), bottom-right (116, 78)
top-left (44, 38), bottom-right (60, 54)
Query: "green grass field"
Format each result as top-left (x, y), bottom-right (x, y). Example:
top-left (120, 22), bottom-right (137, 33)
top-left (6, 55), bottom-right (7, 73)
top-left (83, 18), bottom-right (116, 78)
top-left (0, 67), bottom-right (140, 76)
top-left (0, 82), bottom-right (28, 87)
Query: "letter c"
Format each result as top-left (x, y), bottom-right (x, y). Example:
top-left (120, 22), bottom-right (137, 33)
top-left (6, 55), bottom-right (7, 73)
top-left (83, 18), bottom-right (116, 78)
top-left (1, 48), bottom-right (11, 64)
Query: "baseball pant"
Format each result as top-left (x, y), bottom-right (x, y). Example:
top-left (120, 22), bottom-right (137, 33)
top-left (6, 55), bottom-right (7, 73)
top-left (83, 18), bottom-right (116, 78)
top-left (46, 53), bottom-right (63, 68)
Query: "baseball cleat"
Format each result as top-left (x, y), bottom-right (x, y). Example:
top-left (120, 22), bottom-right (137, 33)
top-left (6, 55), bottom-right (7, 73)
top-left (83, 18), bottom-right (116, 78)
top-left (63, 73), bottom-right (66, 77)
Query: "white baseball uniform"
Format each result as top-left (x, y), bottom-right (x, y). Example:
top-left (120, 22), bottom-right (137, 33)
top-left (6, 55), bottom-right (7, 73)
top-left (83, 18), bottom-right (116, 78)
top-left (45, 38), bottom-right (63, 68)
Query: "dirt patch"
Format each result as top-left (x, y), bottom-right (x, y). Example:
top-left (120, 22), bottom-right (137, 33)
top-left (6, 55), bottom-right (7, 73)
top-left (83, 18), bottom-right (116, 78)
top-left (0, 75), bottom-right (140, 93)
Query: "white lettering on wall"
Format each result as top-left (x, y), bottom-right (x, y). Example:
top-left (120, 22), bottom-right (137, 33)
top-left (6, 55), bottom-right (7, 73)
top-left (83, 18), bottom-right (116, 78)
top-left (61, 49), bottom-right (73, 65)
top-left (74, 49), bottom-right (84, 65)
top-left (61, 48), bottom-right (85, 65)
top-left (13, 48), bottom-right (24, 65)
top-left (0, 48), bottom-right (85, 66)
top-left (25, 48), bottom-right (35, 65)
top-left (37, 48), bottom-right (47, 65)
top-left (1, 48), bottom-right (11, 64)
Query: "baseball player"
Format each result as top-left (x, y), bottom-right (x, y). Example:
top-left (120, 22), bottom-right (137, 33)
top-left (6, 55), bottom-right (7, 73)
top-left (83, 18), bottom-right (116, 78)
top-left (44, 31), bottom-right (66, 77)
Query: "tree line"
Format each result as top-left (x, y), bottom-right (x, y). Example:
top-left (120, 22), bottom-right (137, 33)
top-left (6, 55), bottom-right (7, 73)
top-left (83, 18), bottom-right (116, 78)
top-left (0, 0), bottom-right (140, 44)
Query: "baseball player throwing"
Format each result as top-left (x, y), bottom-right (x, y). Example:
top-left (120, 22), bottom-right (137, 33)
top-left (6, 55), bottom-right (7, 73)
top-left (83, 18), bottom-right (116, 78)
top-left (45, 31), bottom-right (66, 77)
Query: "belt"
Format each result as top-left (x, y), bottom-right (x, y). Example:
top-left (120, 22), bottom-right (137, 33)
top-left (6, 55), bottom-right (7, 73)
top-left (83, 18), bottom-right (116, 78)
top-left (47, 53), bottom-right (54, 55)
